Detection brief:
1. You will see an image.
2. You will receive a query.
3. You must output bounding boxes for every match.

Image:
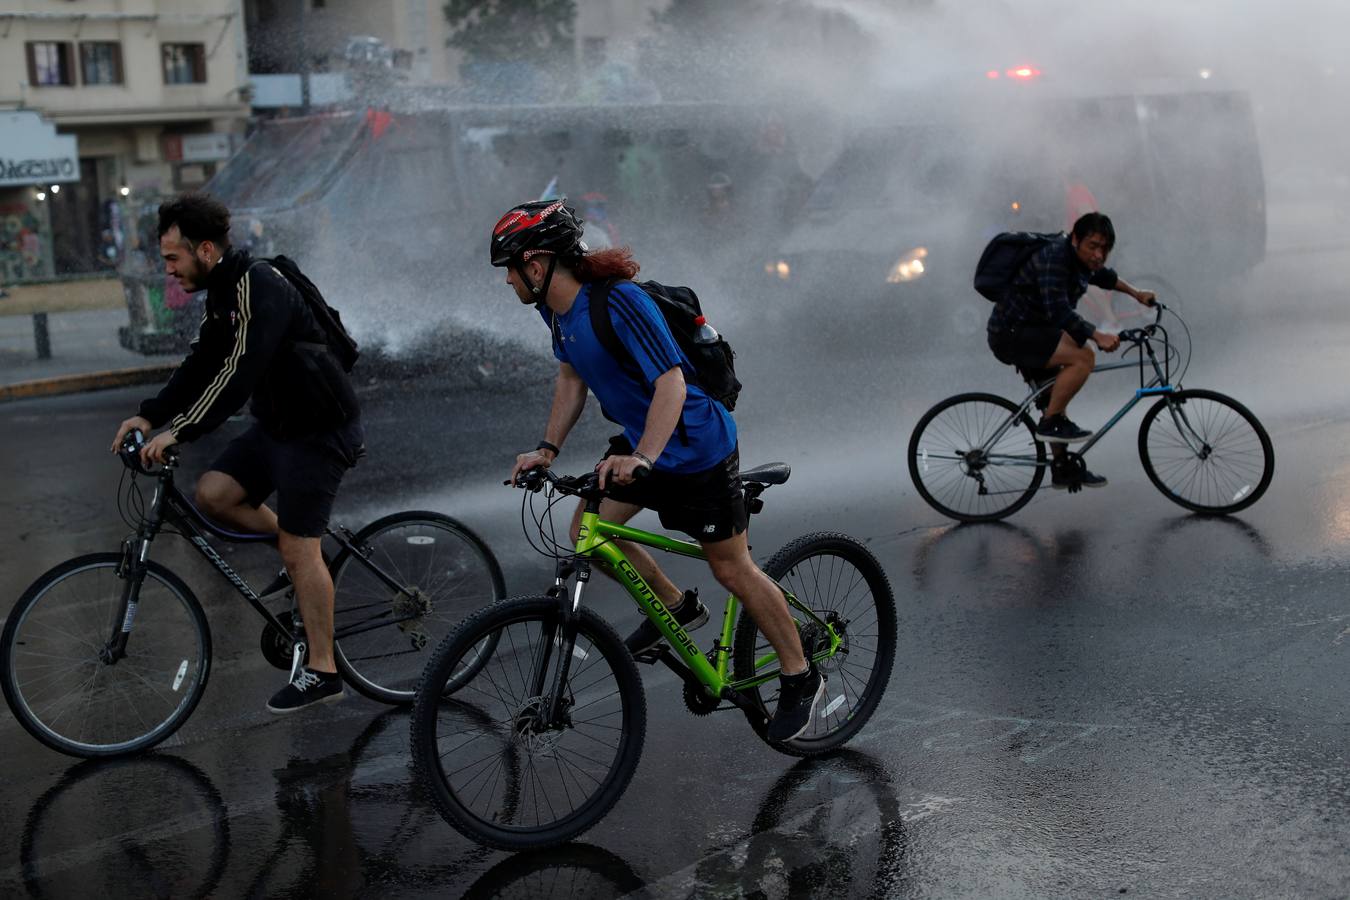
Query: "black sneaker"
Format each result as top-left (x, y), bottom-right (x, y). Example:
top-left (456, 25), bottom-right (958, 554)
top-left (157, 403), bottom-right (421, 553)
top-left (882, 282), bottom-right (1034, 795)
top-left (266, 667), bottom-right (343, 714)
top-left (624, 589), bottom-right (709, 659)
top-left (1036, 414), bottom-right (1094, 444)
top-left (767, 665), bottom-right (827, 743)
top-left (1051, 464), bottom-right (1109, 489)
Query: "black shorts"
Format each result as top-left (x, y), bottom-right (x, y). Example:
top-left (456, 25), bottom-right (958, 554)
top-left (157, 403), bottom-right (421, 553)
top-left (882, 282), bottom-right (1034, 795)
top-left (209, 419), bottom-right (365, 538)
top-left (988, 325), bottom-right (1064, 372)
top-left (601, 435), bottom-right (748, 543)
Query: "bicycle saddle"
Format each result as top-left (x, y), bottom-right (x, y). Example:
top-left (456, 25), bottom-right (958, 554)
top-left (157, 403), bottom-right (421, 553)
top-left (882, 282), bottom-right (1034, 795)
top-left (741, 463), bottom-right (791, 485)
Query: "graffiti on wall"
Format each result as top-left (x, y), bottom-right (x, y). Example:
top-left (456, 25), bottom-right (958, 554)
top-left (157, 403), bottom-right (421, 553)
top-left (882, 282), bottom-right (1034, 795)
top-left (0, 201), bottom-right (50, 281)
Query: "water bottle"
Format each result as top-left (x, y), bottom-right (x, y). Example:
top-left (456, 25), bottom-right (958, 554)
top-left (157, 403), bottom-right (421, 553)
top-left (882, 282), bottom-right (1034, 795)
top-left (692, 315), bottom-right (719, 344)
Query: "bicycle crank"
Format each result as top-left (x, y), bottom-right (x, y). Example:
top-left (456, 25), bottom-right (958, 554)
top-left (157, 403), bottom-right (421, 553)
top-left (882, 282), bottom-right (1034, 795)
top-left (1058, 452), bottom-right (1088, 494)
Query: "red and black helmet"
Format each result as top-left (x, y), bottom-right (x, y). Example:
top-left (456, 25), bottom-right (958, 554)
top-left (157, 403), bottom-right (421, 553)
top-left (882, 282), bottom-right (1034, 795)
top-left (490, 199), bottom-right (585, 267)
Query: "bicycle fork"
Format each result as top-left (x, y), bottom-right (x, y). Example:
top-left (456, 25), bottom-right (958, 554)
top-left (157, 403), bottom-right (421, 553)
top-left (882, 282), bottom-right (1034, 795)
top-left (106, 477), bottom-right (174, 666)
top-left (1164, 397), bottom-right (1210, 459)
top-left (528, 559), bottom-right (589, 730)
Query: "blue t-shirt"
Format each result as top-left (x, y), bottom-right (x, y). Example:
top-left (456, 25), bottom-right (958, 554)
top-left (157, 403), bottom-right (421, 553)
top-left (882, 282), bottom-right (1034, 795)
top-left (540, 281), bottom-right (737, 473)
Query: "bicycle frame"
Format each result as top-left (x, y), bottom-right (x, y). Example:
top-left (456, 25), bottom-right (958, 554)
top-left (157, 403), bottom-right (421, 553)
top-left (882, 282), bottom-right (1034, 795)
top-left (530, 491), bottom-right (844, 725)
top-left (107, 457), bottom-right (421, 663)
top-left (976, 326), bottom-right (1200, 469)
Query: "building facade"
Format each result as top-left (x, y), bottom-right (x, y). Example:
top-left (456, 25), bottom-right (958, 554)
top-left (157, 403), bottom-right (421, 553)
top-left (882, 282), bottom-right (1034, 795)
top-left (0, 0), bottom-right (250, 276)
top-left (243, 0), bottom-right (669, 105)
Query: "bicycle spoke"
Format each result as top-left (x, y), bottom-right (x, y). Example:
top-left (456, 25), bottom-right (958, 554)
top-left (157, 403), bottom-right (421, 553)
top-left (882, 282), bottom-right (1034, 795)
top-left (1142, 392), bottom-right (1272, 513)
top-left (414, 601), bottom-right (641, 847)
top-left (332, 518), bottom-right (502, 699)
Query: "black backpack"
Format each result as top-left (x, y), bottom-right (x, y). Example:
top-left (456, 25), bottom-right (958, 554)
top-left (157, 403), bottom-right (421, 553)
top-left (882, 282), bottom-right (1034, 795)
top-left (586, 278), bottom-right (741, 411)
top-left (973, 231), bottom-right (1060, 302)
top-left (258, 255), bottom-right (360, 372)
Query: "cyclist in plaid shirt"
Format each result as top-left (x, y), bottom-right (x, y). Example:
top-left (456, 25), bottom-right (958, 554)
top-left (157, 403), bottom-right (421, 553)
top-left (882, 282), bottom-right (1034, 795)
top-left (987, 213), bottom-right (1156, 488)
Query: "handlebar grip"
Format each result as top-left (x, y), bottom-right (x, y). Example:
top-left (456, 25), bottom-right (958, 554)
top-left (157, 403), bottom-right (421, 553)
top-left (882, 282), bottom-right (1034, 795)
top-left (631, 464), bottom-right (652, 481)
top-left (509, 466), bottom-right (548, 491)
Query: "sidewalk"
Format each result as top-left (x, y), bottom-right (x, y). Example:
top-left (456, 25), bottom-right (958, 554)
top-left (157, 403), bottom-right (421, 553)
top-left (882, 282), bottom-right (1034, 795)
top-left (0, 307), bottom-right (180, 402)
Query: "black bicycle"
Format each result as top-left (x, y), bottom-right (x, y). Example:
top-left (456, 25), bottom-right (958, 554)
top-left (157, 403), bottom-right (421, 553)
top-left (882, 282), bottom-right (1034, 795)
top-left (0, 430), bottom-right (505, 758)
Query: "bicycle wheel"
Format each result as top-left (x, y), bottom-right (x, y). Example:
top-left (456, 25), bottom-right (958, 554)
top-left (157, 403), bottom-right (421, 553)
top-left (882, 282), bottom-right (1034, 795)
top-left (411, 596), bottom-right (646, 851)
top-left (0, 554), bottom-right (211, 758)
top-left (732, 533), bottom-right (897, 758)
top-left (330, 511), bottom-right (505, 705)
top-left (1138, 388), bottom-right (1274, 514)
top-left (908, 392), bottom-right (1047, 522)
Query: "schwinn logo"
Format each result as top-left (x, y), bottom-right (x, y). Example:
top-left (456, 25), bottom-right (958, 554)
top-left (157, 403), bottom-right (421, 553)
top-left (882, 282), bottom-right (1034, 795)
top-left (616, 559), bottom-right (697, 655)
top-left (191, 536), bottom-right (258, 599)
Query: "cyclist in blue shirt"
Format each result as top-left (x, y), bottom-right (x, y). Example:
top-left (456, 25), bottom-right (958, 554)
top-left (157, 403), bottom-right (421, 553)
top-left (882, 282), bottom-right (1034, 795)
top-left (495, 199), bottom-right (824, 743)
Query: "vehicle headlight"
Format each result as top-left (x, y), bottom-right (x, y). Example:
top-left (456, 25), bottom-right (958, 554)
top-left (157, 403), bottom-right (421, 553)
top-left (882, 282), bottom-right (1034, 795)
top-left (886, 247), bottom-right (928, 284)
top-left (765, 260), bottom-right (791, 281)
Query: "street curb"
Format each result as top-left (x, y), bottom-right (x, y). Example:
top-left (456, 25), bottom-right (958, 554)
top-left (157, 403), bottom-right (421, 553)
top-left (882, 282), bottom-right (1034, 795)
top-left (0, 364), bottom-right (176, 403)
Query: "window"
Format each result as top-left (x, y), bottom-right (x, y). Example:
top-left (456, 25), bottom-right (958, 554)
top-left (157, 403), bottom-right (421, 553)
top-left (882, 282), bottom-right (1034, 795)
top-left (26, 42), bottom-right (75, 87)
top-left (162, 43), bottom-right (207, 84)
top-left (80, 42), bottom-right (124, 85)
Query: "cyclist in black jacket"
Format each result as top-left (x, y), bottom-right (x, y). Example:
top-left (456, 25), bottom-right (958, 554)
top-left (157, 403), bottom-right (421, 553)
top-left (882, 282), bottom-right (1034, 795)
top-left (110, 193), bottom-right (364, 714)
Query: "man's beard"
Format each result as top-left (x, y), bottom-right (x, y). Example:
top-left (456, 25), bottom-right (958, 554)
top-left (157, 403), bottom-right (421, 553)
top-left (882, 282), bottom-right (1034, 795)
top-left (178, 259), bottom-right (205, 291)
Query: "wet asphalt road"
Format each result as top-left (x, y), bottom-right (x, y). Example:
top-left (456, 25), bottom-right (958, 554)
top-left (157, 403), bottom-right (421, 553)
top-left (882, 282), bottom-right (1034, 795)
top-left (1, 244), bottom-right (1348, 898)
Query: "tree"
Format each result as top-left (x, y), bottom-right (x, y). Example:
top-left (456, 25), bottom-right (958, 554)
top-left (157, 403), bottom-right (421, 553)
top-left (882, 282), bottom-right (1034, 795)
top-left (444, 0), bottom-right (577, 76)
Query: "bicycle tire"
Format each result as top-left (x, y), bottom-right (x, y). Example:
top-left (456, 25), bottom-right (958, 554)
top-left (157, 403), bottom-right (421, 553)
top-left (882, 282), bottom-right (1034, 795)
top-left (908, 392), bottom-right (1047, 522)
top-left (1, 553), bottom-right (211, 758)
top-left (1137, 388), bottom-right (1274, 515)
top-left (330, 511), bottom-right (505, 705)
top-left (733, 533), bottom-right (897, 758)
top-left (411, 596), bottom-right (646, 852)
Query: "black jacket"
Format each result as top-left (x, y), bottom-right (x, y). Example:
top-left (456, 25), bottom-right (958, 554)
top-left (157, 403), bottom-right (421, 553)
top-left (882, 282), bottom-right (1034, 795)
top-left (140, 248), bottom-right (358, 441)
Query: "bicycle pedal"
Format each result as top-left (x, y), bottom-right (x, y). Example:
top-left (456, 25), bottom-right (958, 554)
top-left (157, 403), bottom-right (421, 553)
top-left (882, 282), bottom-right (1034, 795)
top-left (632, 648), bottom-right (663, 665)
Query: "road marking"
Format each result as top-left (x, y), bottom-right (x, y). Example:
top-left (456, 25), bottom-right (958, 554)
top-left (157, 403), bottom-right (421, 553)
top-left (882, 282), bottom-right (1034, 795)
top-left (855, 699), bottom-right (1122, 764)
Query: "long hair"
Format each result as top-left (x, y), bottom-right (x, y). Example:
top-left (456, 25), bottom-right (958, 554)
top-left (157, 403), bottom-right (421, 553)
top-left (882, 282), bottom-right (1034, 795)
top-left (568, 246), bottom-right (640, 282)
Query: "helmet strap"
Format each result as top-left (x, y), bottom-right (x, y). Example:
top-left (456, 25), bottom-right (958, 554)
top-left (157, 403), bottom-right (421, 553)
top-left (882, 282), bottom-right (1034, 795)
top-left (521, 254), bottom-right (558, 302)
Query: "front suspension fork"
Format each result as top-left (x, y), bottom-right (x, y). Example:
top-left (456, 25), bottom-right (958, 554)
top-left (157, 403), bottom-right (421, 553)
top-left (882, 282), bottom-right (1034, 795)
top-left (105, 536), bottom-right (153, 663)
top-left (535, 561), bottom-right (589, 726)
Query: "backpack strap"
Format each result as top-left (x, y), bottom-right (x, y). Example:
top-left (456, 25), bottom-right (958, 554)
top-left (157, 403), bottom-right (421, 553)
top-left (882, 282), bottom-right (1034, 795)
top-left (585, 277), bottom-right (689, 446)
top-left (586, 277), bottom-right (629, 370)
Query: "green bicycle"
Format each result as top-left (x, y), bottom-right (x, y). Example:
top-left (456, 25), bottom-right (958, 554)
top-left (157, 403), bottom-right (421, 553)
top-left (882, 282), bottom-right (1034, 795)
top-left (410, 463), bottom-right (897, 851)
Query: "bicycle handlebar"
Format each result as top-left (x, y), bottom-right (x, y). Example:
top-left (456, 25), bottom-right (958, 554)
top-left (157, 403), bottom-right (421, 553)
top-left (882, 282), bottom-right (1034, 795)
top-left (118, 429), bottom-right (180, 475)
top-left (507, 464), bottom-right (649, 498)
top-left (1117, 301), bottom-right (1168, 345)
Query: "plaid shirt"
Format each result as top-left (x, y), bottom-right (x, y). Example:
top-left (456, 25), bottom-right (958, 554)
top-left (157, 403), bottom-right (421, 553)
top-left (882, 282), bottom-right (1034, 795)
top-left (987, 236), bottom-right (1118, 345)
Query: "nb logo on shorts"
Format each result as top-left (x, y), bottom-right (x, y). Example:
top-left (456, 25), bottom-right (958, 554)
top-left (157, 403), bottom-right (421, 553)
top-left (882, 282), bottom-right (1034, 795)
top-left (703, 524), bottom-right (717, 534)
